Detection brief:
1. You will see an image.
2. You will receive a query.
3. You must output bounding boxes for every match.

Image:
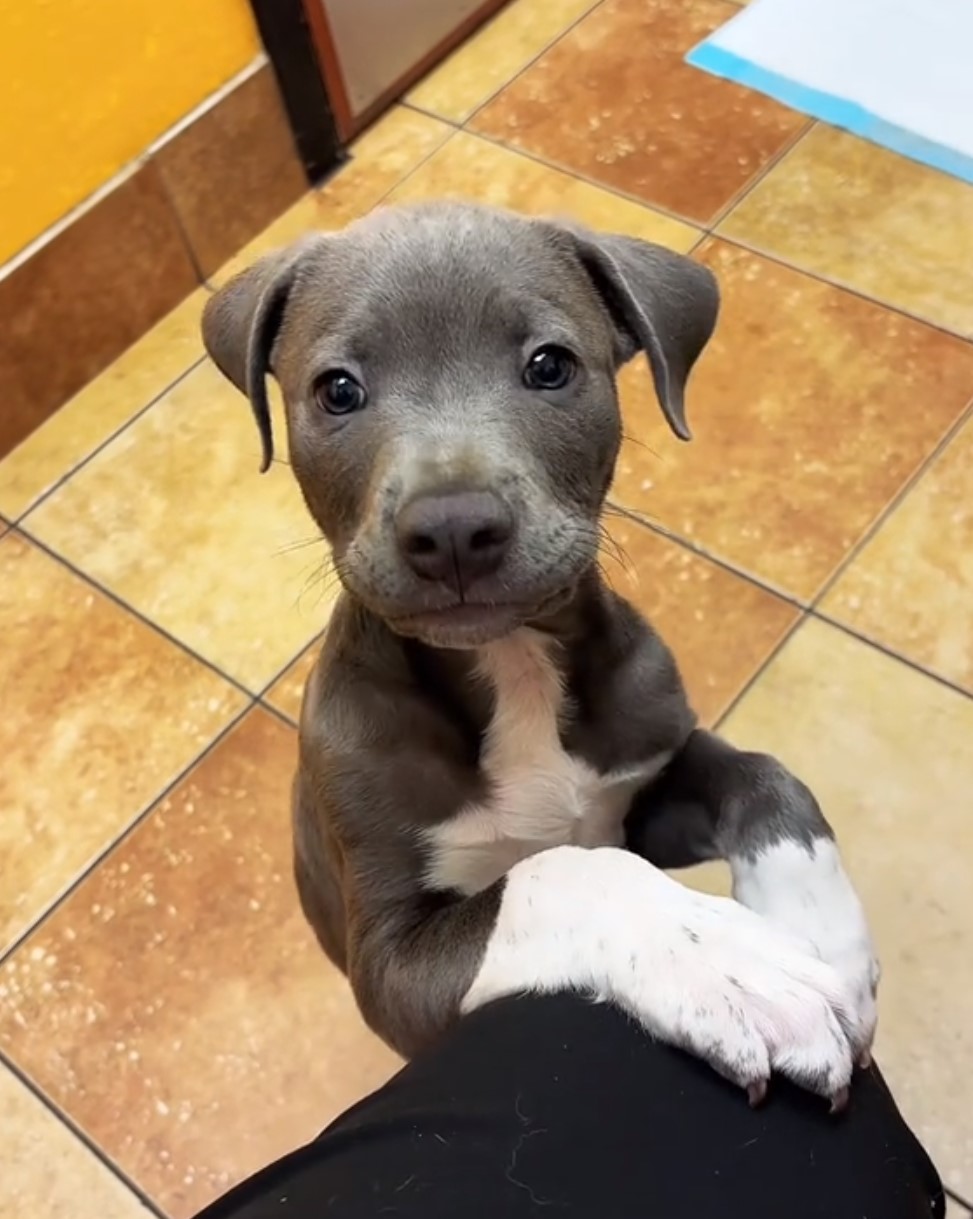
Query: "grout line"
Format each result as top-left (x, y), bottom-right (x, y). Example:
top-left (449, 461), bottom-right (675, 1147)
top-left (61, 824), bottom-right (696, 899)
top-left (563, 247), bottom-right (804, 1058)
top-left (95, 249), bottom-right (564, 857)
top-left (704, 119), bottom-right (816, 232)
top-left (0, 698), bottom-right (259, 975)
top-left (946, 1185), bottom-right (973, 1212)
top-left (609, 494), bottom-right (973, 711)
top-left (715, 229), bottom-right (973, 346)
top-left (459, 122), bottom-right (706, 231)
top-left (458, 0), bottom-right (608, 130)
top-left (320, 111), bottom-right (463, 217)
top-left (398, 105), bottom-right (710, 245)
top-left (809, 393), bottom-right (973, 607)
top-left (155, 162), bottom-right (208, 286)
top-left (404, 0), bottom-right (609, 132)
top-left (0, 699), bottom-right (255, 971)
top-left (11, 526), bottom-right (255, 701)
top-left (254, 633), bottom-right (319, 699)
top-left (10, 354), bottom-right (207, 528)
top-left (400, 98), bottom-right (461, 128)
top-left (606, 498), bottom-right (809, 609)
top-left (609, 498), bottom-right (973, 709)
top-left (811, 608), bottom-right (973, 704)
top-left (0, 1049), bottom-right (168, 1218)
top-left (257, 696), bottom-right (300, 729)
top-left (601, 500), bottom-right (812, 727)
top-left (713, 611), bottom-right (808, 730)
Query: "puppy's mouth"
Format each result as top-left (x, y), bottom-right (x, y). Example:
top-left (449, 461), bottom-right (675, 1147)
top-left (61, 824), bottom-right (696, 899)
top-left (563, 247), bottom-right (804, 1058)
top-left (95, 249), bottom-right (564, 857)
top-left (389, 587), bottom-right (573, 649)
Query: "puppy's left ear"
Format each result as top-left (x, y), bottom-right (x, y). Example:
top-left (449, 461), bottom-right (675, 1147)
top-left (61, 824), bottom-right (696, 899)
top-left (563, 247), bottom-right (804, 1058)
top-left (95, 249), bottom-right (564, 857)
top-left (201, 235), bottom-right (326, 472)
top-left (568, 230), bottom-right (719, 441)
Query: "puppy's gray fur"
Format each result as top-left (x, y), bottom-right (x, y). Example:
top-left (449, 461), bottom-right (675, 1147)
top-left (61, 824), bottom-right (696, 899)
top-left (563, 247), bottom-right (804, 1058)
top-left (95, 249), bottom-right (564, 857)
top-left (203, 202), bottom-right (877, 1101)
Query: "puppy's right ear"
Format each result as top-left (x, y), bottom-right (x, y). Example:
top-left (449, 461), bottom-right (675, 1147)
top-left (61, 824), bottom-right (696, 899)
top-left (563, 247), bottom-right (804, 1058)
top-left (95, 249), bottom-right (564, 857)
top-left (201, 236), bottom-right (325, 473)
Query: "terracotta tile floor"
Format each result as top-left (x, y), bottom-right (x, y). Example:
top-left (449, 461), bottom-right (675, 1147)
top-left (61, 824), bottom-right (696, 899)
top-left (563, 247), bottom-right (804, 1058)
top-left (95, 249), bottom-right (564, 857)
top-left (1, 0), bottom-right (971, 1214)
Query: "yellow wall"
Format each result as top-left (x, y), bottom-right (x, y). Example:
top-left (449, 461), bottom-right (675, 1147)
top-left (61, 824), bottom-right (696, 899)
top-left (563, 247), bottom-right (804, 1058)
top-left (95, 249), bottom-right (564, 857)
top-left (0, 0), bottom-right (262, 264)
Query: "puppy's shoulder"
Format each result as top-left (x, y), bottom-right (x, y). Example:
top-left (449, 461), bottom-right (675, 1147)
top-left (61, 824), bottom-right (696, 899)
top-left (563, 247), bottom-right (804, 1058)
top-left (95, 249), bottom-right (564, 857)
top-left (299, 596), bottom-right (409, 741)
top-left (300, 595), bottom-right (478, 765)
top-left (564, 580), bottom-right (695, 765)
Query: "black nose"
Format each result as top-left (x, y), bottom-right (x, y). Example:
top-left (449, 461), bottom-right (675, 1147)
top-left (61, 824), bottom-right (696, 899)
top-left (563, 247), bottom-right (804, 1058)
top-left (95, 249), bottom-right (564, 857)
top-left (395, 491), bottom-right (514, 592)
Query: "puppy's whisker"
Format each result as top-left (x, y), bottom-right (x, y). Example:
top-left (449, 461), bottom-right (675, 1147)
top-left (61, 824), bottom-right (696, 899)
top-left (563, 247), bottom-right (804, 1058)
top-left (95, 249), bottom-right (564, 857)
top-left (604, 497), bottom-right (665, 531)
top-left (595, 558), bottom-right (616, 590)
top-left (601, 500), bottom-right (629, 520)
top-left (619, 431), bottom-right (664, 463)
top-left (276, 535), bottom-right (328, 557)
top-left (295, 554), bottom-right (345, 611)
top-left (599, 533), bottom-right (634, 576)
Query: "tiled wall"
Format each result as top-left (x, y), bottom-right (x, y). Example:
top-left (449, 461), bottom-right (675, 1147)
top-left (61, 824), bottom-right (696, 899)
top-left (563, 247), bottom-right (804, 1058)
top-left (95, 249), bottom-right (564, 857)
top-left (0, 65), bottom-right (308, 460)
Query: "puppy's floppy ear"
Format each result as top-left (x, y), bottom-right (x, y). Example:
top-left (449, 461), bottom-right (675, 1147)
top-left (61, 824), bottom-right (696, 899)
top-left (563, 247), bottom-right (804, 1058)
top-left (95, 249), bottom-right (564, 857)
top-left (567, 229), bottom-right (719, 441)
top-left (201, 236), bottom-right (326, 472)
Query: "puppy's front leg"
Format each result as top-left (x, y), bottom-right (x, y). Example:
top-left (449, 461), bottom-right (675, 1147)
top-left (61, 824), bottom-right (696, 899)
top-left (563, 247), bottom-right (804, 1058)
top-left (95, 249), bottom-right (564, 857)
top-left (350, 846), bottom-right (858, 1106)
top-left (627, 731), bottom-right (879, 1063)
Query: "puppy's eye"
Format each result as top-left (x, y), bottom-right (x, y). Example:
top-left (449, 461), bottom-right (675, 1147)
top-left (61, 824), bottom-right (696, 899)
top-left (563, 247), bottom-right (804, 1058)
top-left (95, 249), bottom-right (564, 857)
top-left (314, 371), bottom-right (367, 415)
top-left (523, 345), bottom-right (577, 392)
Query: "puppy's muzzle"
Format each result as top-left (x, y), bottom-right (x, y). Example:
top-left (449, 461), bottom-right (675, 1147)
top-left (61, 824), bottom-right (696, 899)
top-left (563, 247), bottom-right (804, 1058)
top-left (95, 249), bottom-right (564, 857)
top-left (395, 490), bottom-right (515, 596)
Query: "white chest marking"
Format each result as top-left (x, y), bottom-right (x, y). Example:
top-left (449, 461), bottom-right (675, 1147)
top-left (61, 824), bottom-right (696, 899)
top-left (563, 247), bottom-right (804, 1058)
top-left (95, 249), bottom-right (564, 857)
top-left (423, 630), bottom-right (670, 895)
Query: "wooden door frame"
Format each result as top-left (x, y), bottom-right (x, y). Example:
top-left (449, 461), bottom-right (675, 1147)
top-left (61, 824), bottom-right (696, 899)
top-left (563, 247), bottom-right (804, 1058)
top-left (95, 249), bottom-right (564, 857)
top-left (247, 0), bottom-right (346, 184)
top-left (301, 0), bottom-right (510, 141)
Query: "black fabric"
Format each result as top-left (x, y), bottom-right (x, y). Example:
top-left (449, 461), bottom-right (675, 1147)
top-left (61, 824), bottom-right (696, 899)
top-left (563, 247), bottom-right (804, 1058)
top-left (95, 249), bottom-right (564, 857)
top-left (199, 994), bottom-right (944, 1219)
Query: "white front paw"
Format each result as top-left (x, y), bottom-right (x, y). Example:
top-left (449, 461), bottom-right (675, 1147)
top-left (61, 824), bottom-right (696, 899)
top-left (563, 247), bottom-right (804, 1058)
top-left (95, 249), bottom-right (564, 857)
top-left (465, 846), bottom-right (857, 1105)
top-left (732, 837), bottom-right (879, 1062)
top-left (614, 874), bottom-right (858, 1105)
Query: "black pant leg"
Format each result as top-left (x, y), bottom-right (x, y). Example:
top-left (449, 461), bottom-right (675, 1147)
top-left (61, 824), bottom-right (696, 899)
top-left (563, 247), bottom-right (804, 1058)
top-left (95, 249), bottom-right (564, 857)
top-left (199, 994), bottom-right (944, 1219)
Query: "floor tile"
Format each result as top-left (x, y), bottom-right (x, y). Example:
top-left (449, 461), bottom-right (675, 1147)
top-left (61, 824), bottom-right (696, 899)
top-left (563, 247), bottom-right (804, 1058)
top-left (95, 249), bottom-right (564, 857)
top-left (0, 289), bottom-right (207, 522)
top-left (155, 65), bottom-right (307, 280)
top-left (821, 417), bottom-right (973, 692)
top-left (407, 0), bottom-right (599, 123)
top-left (947, 1198), bottom-right (973, 1219)
top-left (0, 533), bottom-right (245, 955)
top-left (214, 107), bottom-right (453, 284)
top-left (24, 360), bottom-right (337, 691)
top-left (387, 129), bottom-right (700, 249)
top-left (471, 0), bottom-right (807, 223)
top-left (611, 239), bottom-right (973, 599)
top-left (0, 1063), bottom-right (150, 1219)
top-left (715, 618), bottom-right (973, 1195)
top-left (721, 125), bottom-right (973, 337)
top-left (0, 709), bottom-right (399, 1219)
top-left (603, 514), bottom-right (797, 723)
top-left (265, 640), bottom-right (320, 723)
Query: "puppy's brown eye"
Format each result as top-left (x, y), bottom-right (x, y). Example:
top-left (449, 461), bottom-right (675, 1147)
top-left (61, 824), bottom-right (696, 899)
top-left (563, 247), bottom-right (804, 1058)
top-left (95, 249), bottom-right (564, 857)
top-left (314, 371), bottom-right (367, 415)
top-left (523, 345), bottom-right (577, 391)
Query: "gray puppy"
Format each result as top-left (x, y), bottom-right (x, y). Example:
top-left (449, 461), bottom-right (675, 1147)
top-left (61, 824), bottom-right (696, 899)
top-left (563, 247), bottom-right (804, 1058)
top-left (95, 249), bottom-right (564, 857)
top-left (203, 201), bottom-right (878, 1107)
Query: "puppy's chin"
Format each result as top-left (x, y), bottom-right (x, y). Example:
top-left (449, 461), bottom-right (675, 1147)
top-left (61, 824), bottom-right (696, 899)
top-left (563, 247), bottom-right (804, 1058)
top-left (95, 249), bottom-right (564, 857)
top-left (385, 583), bottom-right (578, 649)
top-left (387, 603), bottom-right (529, 650)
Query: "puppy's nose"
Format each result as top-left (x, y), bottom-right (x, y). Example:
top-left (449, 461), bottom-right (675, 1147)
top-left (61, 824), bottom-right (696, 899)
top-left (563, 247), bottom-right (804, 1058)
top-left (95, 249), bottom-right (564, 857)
top-left (396, 491), bottom-right (514, 591)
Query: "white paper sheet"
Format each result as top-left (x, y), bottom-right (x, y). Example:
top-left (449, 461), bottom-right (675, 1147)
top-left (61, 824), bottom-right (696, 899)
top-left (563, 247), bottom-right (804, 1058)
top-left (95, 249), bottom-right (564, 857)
top-left (687, 0), bottom-right (973, 183)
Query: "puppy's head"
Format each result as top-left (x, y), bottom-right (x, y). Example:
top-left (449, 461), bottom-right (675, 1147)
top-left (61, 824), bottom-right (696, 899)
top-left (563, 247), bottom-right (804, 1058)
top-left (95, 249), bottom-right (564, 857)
top-left (203, 202), bottom-right (718, 648)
